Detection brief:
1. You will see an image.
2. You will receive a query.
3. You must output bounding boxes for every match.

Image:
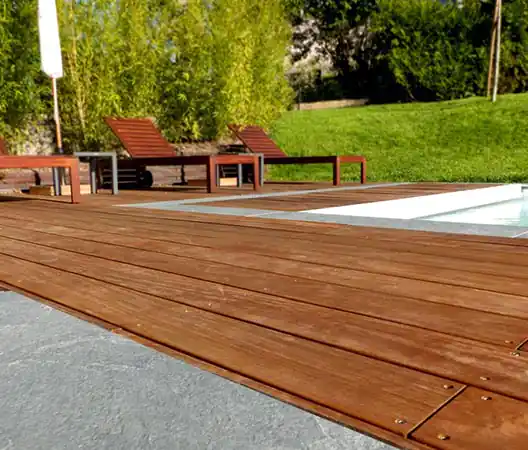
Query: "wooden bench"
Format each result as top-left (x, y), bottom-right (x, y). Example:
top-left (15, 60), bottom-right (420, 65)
top-left (0, 139), bottom-right (81, 203)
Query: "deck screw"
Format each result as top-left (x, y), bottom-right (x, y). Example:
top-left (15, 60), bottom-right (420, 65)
top-left (481, 396), bottom-right (492, 401)
top-left (443, 384), bottom-right (454, 390)
top-left (511, 351), bottom-right (521, 357)
top-left (505, 340), bottom-right (513, 344)
top-left (437, 434), bottom-right (450, 441)
top-left (480, 376), bottom-right (490, 381)
top-left (394, 419), bottom-right (407, 425)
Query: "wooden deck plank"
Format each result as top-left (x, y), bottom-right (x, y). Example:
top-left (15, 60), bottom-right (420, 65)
top-left (1, 183), bottom-right (528, 449)
top-left (8, 192), bottom-right (528, 249)
top-left (412, 388), bottom-right (528, 450)
top-left (196, 184), bottom-right (493, 211)
top-left (8, 201), bottom-right (528, 261)
top-left (0, 220), bottom-right (525, 347)
top-left (1, 235), bottom-right (527, 404)
top-left (4, 204), bottom-right (526, 271)
top-left (1, 211), bottom-right (528, 319)
top-left (0, 253), bottom-right (465, 443)
top-left (6, 203), bottom-right (528, 273)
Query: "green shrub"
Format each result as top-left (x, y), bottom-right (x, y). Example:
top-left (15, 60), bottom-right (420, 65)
top-left (1, 0), bottom-right (292, 150)
top-left (372, 0), bottom-right (488, 101)
top-left (161, 0), bottom-right (293, 140)
top-left (0, 0), bottom-right (46, 139)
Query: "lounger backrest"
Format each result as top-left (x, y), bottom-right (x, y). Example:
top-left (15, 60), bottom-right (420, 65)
top-left (0, 138), bottom-right (7, 155)
top-left (228, 124), bottom-right (287, 158)
top-left (105, 117), bottom-right (175, 158)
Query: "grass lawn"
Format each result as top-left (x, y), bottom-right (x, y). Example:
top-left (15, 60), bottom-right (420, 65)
top-left (269, 93), bottom-right (528, 183)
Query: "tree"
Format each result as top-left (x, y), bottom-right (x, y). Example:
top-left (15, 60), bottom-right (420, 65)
top-left (287, 1), bottom-right (378, 93)
top-left (0, 0), bottom-right (46, 137)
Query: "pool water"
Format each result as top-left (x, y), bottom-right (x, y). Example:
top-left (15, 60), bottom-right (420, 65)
top-left (425, 197), bottom-right (528, 227)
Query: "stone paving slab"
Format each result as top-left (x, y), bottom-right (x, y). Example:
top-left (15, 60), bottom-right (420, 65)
top-left (0, 291), bottom-right (393, 450)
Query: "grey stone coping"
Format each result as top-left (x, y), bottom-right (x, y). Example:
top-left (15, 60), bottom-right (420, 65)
top-left (120, 182), bottom-right (410, 207)
top-left (120, 183), bottom-right (528, 239)
top-left (0, 291), bottom-right (393, 450)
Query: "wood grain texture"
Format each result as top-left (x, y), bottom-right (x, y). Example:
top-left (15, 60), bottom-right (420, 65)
top-left (3, 207), bottom-right (526, 319)
top-left (0, 218), bottom-right (525, 348)
top-left (0, 233), bottom-right (527, 403)
top-left (0, 253), bottom-right (463, 441)
top-left (412, 388), bottom-right (528, 450)
top-left (0, 183), bottom-right (527, 449)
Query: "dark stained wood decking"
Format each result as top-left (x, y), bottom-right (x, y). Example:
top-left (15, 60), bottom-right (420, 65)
top-left (0, 184), bottom-right (526, 450)
top-left (199, 183), bottom-right (496, 211)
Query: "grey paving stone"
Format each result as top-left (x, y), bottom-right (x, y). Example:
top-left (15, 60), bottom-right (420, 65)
top-left (0, 291), bottom-right (394, 450)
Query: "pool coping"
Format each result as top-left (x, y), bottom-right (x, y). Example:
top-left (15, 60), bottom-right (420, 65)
top-left (120, 183), bottom-right (528, 239)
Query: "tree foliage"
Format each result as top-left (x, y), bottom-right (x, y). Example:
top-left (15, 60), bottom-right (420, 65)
top-left (372, 0), bottom-right (489, 101)
top-left (0, 0), bottom-right (46, 138)
top-left (161, 0), bottom-right (293, 141)
top-left (287, 0), bottom-right (528, 103)
top-left (288, 0), bottom-right (378, 89)
top-left (0, 0), bottom-right (292, 150)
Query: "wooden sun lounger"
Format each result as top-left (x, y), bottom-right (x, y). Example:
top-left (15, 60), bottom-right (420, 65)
top-left (228, 124), bottom-right (367, 185)
top-left (0, 137), bottom-right (81, 204)
top-left (105, 118), bottom-right (261, 193)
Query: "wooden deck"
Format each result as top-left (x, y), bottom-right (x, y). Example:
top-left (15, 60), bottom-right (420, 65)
top-left (0, 184), bottom-right (527, 450)
top-left (198, 183), bottom-right (496, 211)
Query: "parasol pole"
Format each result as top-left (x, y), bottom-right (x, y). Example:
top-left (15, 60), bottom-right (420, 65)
top-left (52, 77), bottom-right (63, 153)
top-left (38, 0), bottom-right (64, 194)
top-left (51, 76), bottom-right (63, 191)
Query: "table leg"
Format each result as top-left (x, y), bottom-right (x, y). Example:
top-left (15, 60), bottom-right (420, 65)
top-left (89, 159), bottom-right (97, 194)
top-left (53, 168), bottom-right (61, 196)
top-left (69, 162), bottom-right (81, 204)
top-left (360, 160), bottom-right (367, 184)
top-left (253, 156), bottom-right (261, 191)
top-left (111, 153), bottom-right (119, 195)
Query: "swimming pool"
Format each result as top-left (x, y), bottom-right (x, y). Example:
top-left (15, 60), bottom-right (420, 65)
top-left (304, 184), bottom-right (528, 227)
top-left (425, 196), bottom-right (528, 226)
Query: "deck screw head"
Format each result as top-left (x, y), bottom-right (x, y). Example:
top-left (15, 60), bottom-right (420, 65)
top-left (443, 384), bottom-right (454, 390)
top-left (480, 376), bottom-right (490, 381)
top-left (511, 351), bottom-right (521, 357)
top-left (505, 340), bottom-right (514, 344)
top-left (394, 418), bottom-right (407, 425)
top-left (481, 396), bottom-right (492, 401)
top-left (437, 434), bottom-right (450, 441)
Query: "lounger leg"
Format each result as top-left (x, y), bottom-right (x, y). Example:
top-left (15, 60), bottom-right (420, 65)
top-left (207, 156), bottom-right (217, 193)
top-left (259, 154), bottom-right (264, 186)
top-left (237, 164), bottom-right (243, 188)
top-left (360, 160), bottom-right (367, 184)
top-left (69, 161), bottom-right (81, 204)
top-left (333, 157), bottom-right (341, 186)
top-left (253, 155), bottom-right (261, 192)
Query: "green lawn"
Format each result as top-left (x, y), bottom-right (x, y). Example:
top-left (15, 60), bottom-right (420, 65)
top-left (269, 94), bottom-right (528, 183)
